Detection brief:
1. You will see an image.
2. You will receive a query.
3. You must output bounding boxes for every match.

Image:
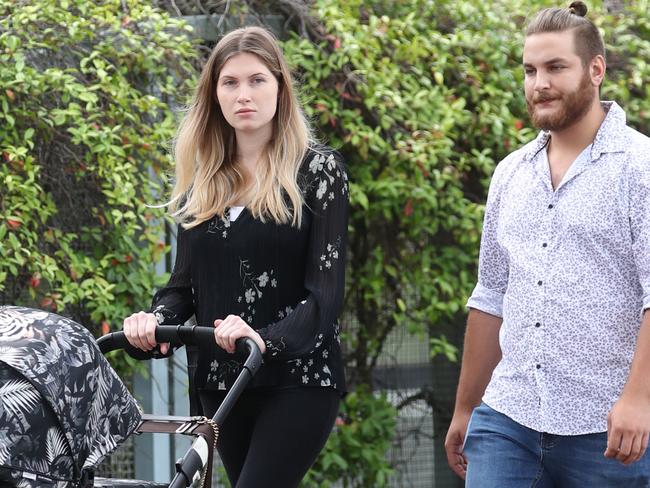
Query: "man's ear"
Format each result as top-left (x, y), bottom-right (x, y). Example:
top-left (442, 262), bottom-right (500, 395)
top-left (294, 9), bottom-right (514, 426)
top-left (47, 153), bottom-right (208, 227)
top-left (590, 54), bottom-right (606, 87)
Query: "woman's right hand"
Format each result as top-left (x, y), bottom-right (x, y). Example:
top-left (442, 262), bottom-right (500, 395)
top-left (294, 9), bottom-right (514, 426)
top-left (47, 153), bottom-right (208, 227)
top-left (123, 311), bottom-right (169, 355)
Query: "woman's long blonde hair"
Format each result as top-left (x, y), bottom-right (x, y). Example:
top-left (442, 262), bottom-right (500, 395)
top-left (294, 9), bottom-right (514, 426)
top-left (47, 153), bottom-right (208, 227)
top-left (170, 26), bottom-right (313, 228)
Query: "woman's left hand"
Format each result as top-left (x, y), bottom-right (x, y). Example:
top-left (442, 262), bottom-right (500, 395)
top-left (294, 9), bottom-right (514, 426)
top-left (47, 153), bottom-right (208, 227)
top-left (214, 314), bottom-right (266, 355)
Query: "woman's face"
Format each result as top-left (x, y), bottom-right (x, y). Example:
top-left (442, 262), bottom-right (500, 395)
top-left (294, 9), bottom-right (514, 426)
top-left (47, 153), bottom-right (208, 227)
top-left (216, 52), bottom-right (279, 137)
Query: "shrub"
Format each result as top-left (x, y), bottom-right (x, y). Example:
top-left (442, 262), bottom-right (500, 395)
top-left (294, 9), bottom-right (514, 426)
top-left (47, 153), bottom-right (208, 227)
top-left (0, 0), bottom-right (197, 348)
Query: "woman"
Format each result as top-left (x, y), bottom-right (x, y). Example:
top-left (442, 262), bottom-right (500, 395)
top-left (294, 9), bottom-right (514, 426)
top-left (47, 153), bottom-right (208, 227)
top-left (123, 26), bottom-right (348, 487)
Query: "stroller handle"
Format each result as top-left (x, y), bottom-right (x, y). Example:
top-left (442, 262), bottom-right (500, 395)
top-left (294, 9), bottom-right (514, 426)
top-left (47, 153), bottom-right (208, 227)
top-left (97, 325), bottom-right (263, 377)
top-left (98, 326), bottom-right (264, 488)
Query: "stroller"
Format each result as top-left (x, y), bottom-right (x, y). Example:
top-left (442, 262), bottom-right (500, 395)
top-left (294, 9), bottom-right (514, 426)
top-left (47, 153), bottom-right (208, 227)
top-left (0, 305), bottom-right (262, 487)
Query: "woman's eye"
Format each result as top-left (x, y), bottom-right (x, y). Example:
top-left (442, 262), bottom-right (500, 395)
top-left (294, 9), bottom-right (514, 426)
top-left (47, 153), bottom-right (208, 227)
top-left (252, 77), bottom-right (265, 84)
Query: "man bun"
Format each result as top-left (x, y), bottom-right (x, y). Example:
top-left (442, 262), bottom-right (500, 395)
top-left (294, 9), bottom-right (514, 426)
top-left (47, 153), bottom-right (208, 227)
top-left (568, 1), bottom-right (588, 17)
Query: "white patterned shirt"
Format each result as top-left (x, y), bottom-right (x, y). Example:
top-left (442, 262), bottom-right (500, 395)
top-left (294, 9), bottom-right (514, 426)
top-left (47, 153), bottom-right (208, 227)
top-left (467, 102), bottom-right (650, 435)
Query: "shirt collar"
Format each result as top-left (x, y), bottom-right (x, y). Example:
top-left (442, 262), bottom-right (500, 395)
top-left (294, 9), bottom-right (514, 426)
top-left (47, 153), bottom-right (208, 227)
top-left (522, 101), bottom-right (628, 163)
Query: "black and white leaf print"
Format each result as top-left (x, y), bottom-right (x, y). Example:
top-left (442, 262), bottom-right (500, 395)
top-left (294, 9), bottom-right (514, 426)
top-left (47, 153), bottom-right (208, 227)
top-left (83, 433), bottom-right (117, 469)
top-left (30, 457), bottom-right (50, 476)
top-left (0, 444), bottom-right (8, 464)
top-left (87, 364), bottom-right (109, 432)
top-left (46, 427), bottom-right (70, 463)
top-left (0, 346), bottom-right (23, 369)
top-left (0, 379), bottom-right (40, 418)
top-left (0, 307), bottom-right (48, 342)
top-left (0, 305), bottom-right (141, 483)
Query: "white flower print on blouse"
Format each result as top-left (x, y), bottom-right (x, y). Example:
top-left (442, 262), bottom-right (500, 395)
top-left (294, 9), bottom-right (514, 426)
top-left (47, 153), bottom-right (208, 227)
top-left (236, 259), bottom-right (277, 324)
top-left (308, 152), bottom-right (348, 211)
top-left (151, 304), bottom-right (178, 325)
top-left (264, 336), bottom-right (286, 358)
top-left (277, 305), bottom-right (293, 319)
top-left (319, 236), bottom-right (342, 271)
top-left (284, 332), bottom-right (337, 388)
top-left (207, 214), bottom-right (231, 239)
top-left (206, 359), bottom-right (241, 390)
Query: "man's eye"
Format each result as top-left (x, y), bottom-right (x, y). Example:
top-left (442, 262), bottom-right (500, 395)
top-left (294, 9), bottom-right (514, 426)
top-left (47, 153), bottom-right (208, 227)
top-left (550, 65), bottom-right (564, 71)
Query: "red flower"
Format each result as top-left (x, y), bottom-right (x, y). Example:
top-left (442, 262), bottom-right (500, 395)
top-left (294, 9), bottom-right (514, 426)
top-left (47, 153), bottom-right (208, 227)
top-left (40, 296), bottom-right (55, 311)
top-left (403, 198), bottom-right (414, 217)
top-left (28, 274), bottom-right (41, 288)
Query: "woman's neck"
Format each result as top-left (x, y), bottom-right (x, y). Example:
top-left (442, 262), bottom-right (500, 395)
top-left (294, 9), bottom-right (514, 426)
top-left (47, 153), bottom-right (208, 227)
top-left (235, 127), bottom-right (272, 176)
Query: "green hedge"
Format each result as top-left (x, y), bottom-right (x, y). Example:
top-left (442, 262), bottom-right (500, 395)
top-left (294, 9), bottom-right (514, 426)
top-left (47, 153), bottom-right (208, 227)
top-left (0, 0), bottom-right (196, 346)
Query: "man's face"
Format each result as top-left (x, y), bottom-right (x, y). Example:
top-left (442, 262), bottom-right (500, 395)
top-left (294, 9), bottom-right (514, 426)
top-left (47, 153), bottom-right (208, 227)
top-left (523, 30), bottom-right (596, 132)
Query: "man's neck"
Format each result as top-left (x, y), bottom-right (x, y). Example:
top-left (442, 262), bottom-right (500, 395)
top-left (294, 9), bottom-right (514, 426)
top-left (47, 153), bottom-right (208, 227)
top-left (548, 100), bottom-right (606, 154)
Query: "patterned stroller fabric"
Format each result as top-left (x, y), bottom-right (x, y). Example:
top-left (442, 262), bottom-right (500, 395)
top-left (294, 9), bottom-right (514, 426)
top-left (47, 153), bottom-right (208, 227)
top-left (0, 306), bottom-right (142, 487)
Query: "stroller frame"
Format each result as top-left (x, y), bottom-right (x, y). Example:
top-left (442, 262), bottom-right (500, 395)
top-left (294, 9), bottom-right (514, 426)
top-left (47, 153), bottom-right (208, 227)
top-left (97, 326), bottom-right (263, 488)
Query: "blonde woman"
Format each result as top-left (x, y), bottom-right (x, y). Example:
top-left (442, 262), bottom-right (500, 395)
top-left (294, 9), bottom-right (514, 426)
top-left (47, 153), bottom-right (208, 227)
top-left (122, 26), bottom-right (348, 487)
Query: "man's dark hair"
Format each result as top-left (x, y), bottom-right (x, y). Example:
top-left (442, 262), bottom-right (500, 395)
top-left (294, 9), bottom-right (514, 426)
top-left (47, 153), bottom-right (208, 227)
top-left (525, 1), bottom-right (605, 66)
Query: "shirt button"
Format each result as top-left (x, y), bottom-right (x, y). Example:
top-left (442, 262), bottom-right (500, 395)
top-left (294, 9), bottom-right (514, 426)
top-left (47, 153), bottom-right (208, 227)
top-left (537, 280), bottom-right (543, 286)
top-left (535, 322), bottom-right (541, 327)
top-left (548, 204), bottom-right (554, 209)
top-left (542, 243), bottom-right (548, 248)
top-left (536, 364), bottom-right (541, 369)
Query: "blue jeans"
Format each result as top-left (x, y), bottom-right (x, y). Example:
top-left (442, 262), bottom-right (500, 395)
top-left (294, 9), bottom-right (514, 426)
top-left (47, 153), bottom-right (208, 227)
top-left (464, 402), bottom-right (650, 487)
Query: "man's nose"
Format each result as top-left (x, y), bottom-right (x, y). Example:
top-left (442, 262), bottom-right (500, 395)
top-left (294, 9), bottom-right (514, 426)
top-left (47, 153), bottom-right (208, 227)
top-left (534, 72), bottom-right (551, 91)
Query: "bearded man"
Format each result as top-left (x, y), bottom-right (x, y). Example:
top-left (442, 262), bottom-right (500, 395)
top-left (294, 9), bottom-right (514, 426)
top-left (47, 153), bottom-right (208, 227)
top-left (444, 2), bottom-right (650, 486)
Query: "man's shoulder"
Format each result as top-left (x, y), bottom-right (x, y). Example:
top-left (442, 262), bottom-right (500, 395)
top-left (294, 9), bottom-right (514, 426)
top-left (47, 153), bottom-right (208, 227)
top-left (622, 125), bottom-right (650, 158)
top-left (491, 136), bottom-right (542, 181)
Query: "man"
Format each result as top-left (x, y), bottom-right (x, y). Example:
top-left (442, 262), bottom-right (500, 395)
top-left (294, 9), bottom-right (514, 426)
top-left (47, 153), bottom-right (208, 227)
top-left (444, 2), bottom-right (650, 486)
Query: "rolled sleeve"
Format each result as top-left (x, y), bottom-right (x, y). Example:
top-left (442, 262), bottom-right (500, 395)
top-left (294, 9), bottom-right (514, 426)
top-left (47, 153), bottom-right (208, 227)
top-left (467, 282), bottom-right (505, 318)
top-left (467, 160), bottom-right (510, 318)
top-left (629, 157), bottom-right (650, 312)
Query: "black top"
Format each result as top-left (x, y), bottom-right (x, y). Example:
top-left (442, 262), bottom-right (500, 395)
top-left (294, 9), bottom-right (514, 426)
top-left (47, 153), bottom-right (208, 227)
top-left (150, 147), bottom-right (348, 412)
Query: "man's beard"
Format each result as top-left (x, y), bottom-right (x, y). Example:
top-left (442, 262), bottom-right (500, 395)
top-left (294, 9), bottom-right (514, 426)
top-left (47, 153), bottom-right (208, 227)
top-left (526, 71), bottom-right (595, 132)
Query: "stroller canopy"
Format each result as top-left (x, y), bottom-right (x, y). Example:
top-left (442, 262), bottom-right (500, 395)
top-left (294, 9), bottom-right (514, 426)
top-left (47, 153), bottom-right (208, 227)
top-left (0, 306), bottom-right (141, 485)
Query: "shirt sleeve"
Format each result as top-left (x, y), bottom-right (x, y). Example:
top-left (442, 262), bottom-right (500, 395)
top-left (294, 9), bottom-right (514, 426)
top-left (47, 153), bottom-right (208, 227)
top-left (629, 156), bottom-right (650, 312)
top-left (257, 150), bottom-right (349, 360)
top-left (149, 223), bottom-right (195, 325)
top-left (466, 162), bottom-right (510, 318)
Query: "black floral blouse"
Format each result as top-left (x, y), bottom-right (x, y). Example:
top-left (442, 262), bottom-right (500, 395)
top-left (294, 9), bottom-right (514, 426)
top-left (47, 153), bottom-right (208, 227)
top-left (150, 147), bottom-right (348, 412)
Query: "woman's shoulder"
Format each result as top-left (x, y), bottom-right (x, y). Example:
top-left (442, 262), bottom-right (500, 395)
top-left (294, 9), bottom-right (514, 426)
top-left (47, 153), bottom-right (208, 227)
top-left (299, 144), bottom-right (349, 206)
top-left (300, 144), bottom-right (347, 180)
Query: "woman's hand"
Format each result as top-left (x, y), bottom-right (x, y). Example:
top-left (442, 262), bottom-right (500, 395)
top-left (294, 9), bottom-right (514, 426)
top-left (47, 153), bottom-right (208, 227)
top-left (214, 314), bottom-right (266, 354)
top-left (123, 311), bottom-right (170, 355)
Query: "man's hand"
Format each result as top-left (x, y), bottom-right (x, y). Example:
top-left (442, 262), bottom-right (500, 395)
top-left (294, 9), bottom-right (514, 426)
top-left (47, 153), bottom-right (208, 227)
top-left (445, 410), bottom-right (472, 479)
top-left (605, 395), bottom-right (650, 465)
top-left (214, 314), bottom-right (266, 355)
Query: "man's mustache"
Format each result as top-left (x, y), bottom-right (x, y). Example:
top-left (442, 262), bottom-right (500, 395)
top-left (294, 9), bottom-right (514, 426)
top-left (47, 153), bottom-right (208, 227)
top-left (532, 92), bottom-right (560, 103)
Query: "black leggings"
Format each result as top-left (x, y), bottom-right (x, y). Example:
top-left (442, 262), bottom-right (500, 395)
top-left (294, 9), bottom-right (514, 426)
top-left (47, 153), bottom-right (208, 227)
top-left (199, 387), bottom-right (340, 488)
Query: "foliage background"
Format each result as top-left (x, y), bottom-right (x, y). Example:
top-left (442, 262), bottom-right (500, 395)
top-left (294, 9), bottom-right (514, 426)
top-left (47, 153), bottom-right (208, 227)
top-left (0, 0), bottom-right (197, 377)
top-left (2, 0), bottom-right (649, 486)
